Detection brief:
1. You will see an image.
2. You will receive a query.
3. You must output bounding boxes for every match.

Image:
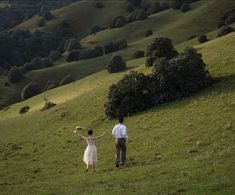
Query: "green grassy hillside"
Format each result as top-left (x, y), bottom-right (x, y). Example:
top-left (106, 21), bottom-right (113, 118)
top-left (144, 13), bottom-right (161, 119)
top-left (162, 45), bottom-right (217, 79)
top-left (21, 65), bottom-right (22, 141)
top-left (2, 0), bottom-right (235, 109)
top-left (82, 0), bottom-right (235, 46)
top-left (13, 0), bottom-right (127, 39)
top-left (0, 33), bottom-right (234, 194)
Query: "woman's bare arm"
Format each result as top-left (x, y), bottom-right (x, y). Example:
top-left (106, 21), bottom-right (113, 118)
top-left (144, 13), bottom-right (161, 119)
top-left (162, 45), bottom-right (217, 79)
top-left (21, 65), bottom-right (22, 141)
top-left (74, 127), bottom-right (87, 140)
top-left (92, 132), bottom-right (105, 140)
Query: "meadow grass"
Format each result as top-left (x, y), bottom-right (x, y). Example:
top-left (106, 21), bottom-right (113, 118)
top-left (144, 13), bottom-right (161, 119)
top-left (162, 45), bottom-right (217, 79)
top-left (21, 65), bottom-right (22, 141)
top-left (0, 33), bottom-right (234, 194)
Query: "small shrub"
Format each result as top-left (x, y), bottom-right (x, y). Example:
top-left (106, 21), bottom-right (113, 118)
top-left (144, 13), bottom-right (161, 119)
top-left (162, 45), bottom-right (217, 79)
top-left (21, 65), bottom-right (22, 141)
top-left (42, 58), bottom-right (54, 67)
top-left (37, 18), bottom-right (45, 27)
top-left (104, 39), bottom-right (128, 54)
top-left (125, 12), bottom-right (136, 23)
top-left (44, 80), bottom-right (58, 91)
top-left (90, 25), bottom-right (102, 34)
top-left (110, 16), bottom-right (126, 28)
top-left (24, 57), bottom-right (45, 71)
top-left (40, 98), bottom-right (57, 111)
top-left (217, 25), bottom-right (234, 37)
top-left (64, 39), bottom-right (81, 51)
top-left (198, 35), bottom-right (208, 43)
top-left (49, 50), bottom-right (62, 61)
top-left (133, 51), bottom-right (145, 59)
top-left (21, 82), bottom-right (41, 100)
top-left (145, 37), bottom-right (178, 67)
top-left (145, 29), bottom-right (153, 37)
top-left (66, 50), bottom-right (80, 62)
top-left (8, 66), bottom-right (23, 83)
top-left (106, 55), bottom-right (126, 73)
top-left (79, 46), bottom-right (103, 60)
top-left (59, 75), bottom-right (74, 86)
top-left (147, 2), bottom-right (162, 15)
top-left (218, 9), bottom-right (235, 27)
top-left (135, 9), bottom-right (148, 20)
top-left (19, 106), bottom-right (30, 114)
top-left (104, 42), bottom-right (116, 54)
top-left (43, 11), bottom-right (53, 20)
top-left (115, 38), bottom-right (128, 50)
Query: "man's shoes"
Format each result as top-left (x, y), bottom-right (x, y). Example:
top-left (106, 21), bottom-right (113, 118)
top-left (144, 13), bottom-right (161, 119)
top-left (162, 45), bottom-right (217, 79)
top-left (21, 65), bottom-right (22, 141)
top-left (115, 162), bottom-right (119, 168)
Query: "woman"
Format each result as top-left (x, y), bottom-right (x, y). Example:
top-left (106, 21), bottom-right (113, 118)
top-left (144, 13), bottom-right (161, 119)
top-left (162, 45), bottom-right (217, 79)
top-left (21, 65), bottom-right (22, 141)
top-left (74, 127), bottom-right (105, 172)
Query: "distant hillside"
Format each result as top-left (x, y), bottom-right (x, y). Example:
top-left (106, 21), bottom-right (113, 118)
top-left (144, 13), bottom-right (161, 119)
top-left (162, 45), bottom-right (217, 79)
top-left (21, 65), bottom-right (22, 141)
top-left (1, 0), bottom-right (234, 109)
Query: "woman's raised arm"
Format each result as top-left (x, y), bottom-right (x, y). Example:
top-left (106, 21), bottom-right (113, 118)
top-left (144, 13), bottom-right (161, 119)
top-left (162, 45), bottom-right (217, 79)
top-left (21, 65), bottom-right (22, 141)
top-left (93, 132), bottom-right (106, 140)
top-left (74, 127), bottom-right (87, 140)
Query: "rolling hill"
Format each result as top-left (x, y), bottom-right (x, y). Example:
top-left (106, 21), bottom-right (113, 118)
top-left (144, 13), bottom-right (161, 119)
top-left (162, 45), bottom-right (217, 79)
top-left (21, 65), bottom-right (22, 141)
top-left (1, 0), bottom-right (235, 109)
top-left (0, 31), bottom-right (235, 194)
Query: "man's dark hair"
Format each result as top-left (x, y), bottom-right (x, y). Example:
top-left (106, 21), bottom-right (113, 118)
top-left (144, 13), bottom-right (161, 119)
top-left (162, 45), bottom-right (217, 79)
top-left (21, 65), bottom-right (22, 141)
top-left (87, 129), bottom-right (93, 135)
top-left (119, 117), bottom-right (124, 123)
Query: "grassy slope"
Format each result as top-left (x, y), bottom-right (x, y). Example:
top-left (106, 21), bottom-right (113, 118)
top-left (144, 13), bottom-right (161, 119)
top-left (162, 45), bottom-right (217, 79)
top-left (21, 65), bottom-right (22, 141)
top-left (13, 0), bottom-right (127, 39)
top-left (82, 0), bottom-right (235, 46)
top-left (0, 33), bottom-right (234, 194)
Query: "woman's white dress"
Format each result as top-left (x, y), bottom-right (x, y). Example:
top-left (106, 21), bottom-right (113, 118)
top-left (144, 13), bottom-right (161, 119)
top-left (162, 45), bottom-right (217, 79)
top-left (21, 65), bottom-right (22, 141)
top-left (83, 137), bottom-right (98, 165)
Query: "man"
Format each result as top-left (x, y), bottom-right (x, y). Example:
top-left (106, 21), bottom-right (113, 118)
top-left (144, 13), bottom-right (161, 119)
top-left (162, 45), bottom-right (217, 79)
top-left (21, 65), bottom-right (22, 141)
top-left (112, 117), bottom-right (128, 167)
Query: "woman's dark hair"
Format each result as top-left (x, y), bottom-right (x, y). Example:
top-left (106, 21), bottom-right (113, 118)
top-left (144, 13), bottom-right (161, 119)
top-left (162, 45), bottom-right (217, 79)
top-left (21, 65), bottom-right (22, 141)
top-left (119, 117), bottom-right (124, 123)
top-left (87, 128), bottom-right (93, 135)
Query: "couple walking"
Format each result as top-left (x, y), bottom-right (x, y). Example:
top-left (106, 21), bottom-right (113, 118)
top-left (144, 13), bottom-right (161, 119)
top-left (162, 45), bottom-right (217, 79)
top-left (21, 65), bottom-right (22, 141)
top-left (74, 117), bottom-right (128, 172)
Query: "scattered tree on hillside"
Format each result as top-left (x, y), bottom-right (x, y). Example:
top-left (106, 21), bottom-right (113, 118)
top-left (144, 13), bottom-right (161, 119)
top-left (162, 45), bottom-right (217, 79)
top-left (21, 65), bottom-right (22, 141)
top-left (218, 9), bottom-right (235, 28)
top-left (79, 46), bottom-right (103, 60)
top-left (135, 9), bottom-right (148, 20)
top-left (104, 39), bottom-right (128, 54)
top-left (90, 25), bottom-right (102, 34)
top-left (145, 37), bottom-right (178, 66)
top-left (66, 50), bottom-right (80, 62)
top-left (217, 25), bottom-right (234, 37)
top-left (64, 38), bottom-right (81, 51)
top-left (105, 55), bottom-right (126, 73)
top-left (145, 29), bottom-right (153, 37)
top-left (198, 35), bottom-right (208, 43)
top-left (42, 57), bottom-right (54, 67)
top-left (8, 66), bottom-right (23, 83)
top-left (105, 46), bottom-right (212, 118)
top-left (23, 57), bottom-right (46, 71)
top-left (152, 48), bottom-right (212, 99)
top-left (42, 11), bottom-right (53, 20)
top-left (133, 51), bottom-right (145, 59)
top-left (37, 18), bottom-right (45, 27)
top-left (21, 82), bottom-right (41, 100)
top-left (49, 50), bottom-right (62, 61)
top-left (44, 80), bottom-right (59, 91)
top-left (110, 16), bottom-right (127, 28)
top-left (105, 71), bottom-right (153, 118)
top-left (59, 75), bottom-right (74, 86)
